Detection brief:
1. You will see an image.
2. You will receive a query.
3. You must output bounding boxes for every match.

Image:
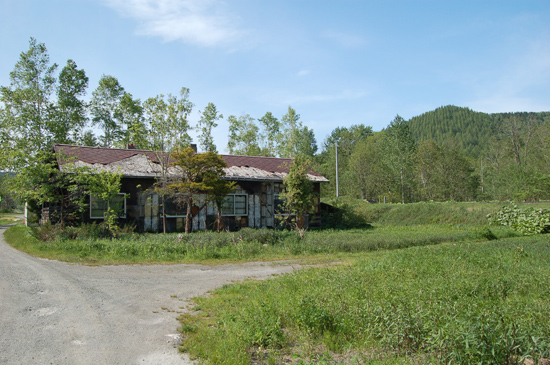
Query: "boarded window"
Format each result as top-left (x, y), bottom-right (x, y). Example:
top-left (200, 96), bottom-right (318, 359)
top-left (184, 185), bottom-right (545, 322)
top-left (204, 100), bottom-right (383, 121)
top-left (165, 196), bottom-right (187, 217)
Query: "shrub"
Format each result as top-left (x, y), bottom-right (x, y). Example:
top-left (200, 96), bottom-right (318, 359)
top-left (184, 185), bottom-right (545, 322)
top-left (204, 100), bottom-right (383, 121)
top-left (488, 202), bottom-right (550, 235)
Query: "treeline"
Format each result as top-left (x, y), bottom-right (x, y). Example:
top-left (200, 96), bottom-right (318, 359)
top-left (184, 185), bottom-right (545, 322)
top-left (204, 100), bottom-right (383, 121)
top-left (2, 38), bottom-right (550, 203)
top-left (317, 108), bottom-right (550, 202)
top-left (0, 38), bottom-right (317, 173)
top-left (316, 116), bottom-right (479, 203)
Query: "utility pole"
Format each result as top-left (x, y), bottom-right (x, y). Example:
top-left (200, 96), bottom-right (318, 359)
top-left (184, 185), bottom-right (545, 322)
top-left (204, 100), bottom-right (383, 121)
top-left (335, 141), bottom-right (339, 198)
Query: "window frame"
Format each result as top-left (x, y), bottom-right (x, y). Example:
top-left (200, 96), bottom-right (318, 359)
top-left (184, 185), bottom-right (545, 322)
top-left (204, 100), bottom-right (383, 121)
top-left (90, 193), bottom-right (127, 219)
top-left (164, 195), bottom-right (187, 218)
top-left (221, 194), bottom-right (248, 216)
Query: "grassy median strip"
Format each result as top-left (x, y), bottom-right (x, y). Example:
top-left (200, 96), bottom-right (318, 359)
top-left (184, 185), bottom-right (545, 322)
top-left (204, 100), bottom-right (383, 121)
top-left (178, 236), bottom-right (550, 364)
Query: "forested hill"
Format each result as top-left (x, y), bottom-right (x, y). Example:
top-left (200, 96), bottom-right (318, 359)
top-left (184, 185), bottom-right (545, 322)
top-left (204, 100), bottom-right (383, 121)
top-left (407, 105), bottom-right (550, 158)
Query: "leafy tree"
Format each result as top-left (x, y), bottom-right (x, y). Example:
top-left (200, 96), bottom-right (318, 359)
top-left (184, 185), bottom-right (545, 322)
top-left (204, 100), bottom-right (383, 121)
top-left (320, 124), bottom-right (373, 198)
top-left (0, 37), bottom-right (57, 168)
top-left (294, 126), bottom-right (318, 158)
top-left (144, 88), bottom-right (194, 233)
top-left (87, 169), bottom-right (125, 236)
top-left (348, 133), bottom-right (388, 200)
top-left (416, 140), bottom-right (479, 201)
top-left (81, 130), bottom-right (98, 147)
top-left (227, 114), bottom-right (261, 155)
top-left (323, 124), bottom-right (373, 156)
top-left (8, 152), bottom-right (104, 227)
top-left (169, 147), bottom-right (228, 233)
top-left (383, 115), bottom-right (417, 203)
top-left (0, 173), bottom-right (17, 212)
top-left (258, 111), bottom-right (282, 157)
top-left (280, 106), bottom-right (300, 158)
top-left (279, 156), bottom-right (315, 239)
top-left (206, 178), bottom-right (237, 233)
top-left (145, 87), bottom-right (193, 152)
top-left (117, 93), bottom-right (146, 149)
top-left (0, 107), bottom-right (16, 171)
top-left (90, 75), bottom-right (125, 147)
top-left (197, 102), bottom-right (222, 153)
top-left (279, 106), bottom-right (317, 158)
top-left (54, 59), bottom-right (89, 145)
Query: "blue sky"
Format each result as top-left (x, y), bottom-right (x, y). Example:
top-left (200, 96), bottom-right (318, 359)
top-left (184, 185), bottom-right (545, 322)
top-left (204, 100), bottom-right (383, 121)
top-left (1, 0), bottom-right (549, 152)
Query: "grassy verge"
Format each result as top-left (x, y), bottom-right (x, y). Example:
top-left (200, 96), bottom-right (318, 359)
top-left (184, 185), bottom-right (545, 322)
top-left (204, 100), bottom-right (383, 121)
top-left (178, 236), bottom-right (550, 364)
top-left (328, 199), bottom-right (550, 227)
top-left (2, 224), bottom-right (515, 265)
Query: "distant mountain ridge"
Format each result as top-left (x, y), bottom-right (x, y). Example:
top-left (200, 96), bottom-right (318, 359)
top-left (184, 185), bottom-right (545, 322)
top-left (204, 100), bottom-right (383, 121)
top-left (406, 105), bottom-right (550, 158)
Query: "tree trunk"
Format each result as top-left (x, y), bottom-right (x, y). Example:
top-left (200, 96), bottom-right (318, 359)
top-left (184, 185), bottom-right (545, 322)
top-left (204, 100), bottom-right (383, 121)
top-left (185, 197), bottom-right (192, 233)
top-left (161, 195), bottom-right (166, 234)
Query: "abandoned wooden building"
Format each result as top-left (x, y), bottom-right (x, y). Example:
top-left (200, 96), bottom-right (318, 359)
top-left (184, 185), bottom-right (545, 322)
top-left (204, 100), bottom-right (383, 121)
top-left (47, 144), bottom-right (329, 232)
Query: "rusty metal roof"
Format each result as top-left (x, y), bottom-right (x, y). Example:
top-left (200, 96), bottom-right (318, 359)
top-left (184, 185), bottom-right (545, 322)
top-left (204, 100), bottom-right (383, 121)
top-left (53, 144), bottom-right (329, 183)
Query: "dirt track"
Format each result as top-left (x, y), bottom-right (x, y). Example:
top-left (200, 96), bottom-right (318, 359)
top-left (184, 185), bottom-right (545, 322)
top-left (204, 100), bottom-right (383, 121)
top-left (0, 224), bottom-right (298, 364)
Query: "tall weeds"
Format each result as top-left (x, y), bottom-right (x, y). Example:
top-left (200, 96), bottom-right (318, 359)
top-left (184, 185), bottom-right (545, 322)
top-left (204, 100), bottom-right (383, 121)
top-left (179, 236), bottom-right (550, 364)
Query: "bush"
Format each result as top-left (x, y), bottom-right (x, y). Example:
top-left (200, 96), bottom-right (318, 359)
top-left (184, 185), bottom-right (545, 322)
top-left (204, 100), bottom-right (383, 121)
top-left (488, 202), bottom-right (550, 235)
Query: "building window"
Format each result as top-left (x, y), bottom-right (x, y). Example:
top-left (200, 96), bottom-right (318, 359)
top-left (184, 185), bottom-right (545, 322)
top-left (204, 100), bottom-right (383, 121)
top-left (164, 196), bottom-right (187, 217)
top-left (90, 193), bottom-right (127, 219)
top-left (274, 193), bottom-right (290, 215)
top-left (222, 194), bottom-right (247, 216)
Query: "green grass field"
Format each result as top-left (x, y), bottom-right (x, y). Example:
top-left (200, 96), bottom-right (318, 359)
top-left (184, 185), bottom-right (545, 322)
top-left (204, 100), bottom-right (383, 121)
top-left (178, 236), bottom-right (550, 364)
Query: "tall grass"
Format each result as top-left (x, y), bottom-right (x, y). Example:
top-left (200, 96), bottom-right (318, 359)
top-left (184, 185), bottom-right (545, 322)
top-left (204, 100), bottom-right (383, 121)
top-left (179, 236), bottom-right (550, 364)
top-left (4, 224), bottom-right (515, 264)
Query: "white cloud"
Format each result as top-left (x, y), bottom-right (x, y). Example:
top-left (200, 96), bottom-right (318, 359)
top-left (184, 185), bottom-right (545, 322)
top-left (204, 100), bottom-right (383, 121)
top-left (297, 69), bottom-right (310, 77)
top-left (101, 0), bottom-right (246, 47)
top-left (322, 30), bottom-right (368, 49)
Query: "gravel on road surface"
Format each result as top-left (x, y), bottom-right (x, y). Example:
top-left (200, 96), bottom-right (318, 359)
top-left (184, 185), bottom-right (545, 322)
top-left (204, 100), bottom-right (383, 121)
top-left (0, 225), bottom-right (299, 364)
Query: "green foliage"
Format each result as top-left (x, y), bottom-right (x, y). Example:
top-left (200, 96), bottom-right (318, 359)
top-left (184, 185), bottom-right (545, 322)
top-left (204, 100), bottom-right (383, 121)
top-left (319, 124), bottom-right (374, 199)
top-left (7, 221), bottom-right (514, 265)
top-left (88, 169), bottom-right (124, 236)
top-left (0, 37), bottom-right (58, 169)
top-left (279, 156), bottom-right (315, 238)
top-left (416, 140), bottom-right (479, 201)
top-left (382, 115), bottom-right (417, 204)
top-left (488, 202), bottom-right (550, 235)
top-left (90, 74), bottom-right (125, 147)
top-left (54, 59), bottom-right (89, 145)
top-left (169, 147), bottom-right (229, 233)
top-left (226, 113), bottom-right (262, 156)
top-left (144, 87), bottom-right (193, 152)
top-left (408, 105), bottom-right (496, 158)
top-left (197, 102), bottom-right (222, 153)
top-left (257, 111), bottom-right (282, 157)
top-left (206, 178), bottom-right (237, 233)
top-left (279, 106), bottom-right (317, 158)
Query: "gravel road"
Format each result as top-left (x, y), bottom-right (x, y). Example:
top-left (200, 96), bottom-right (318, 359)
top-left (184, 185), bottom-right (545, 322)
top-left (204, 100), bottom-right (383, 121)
top-left (0, 224), bottom-right (299, 364)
